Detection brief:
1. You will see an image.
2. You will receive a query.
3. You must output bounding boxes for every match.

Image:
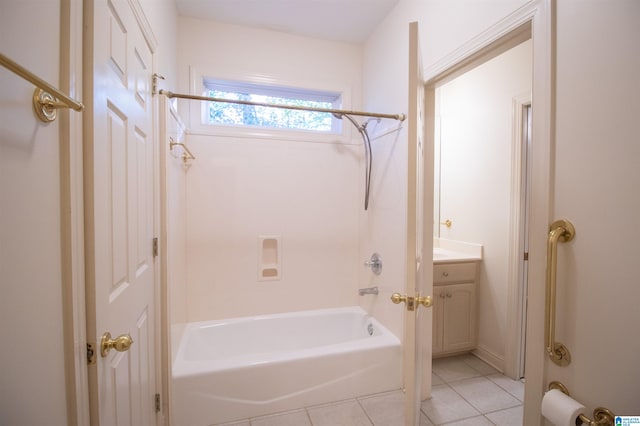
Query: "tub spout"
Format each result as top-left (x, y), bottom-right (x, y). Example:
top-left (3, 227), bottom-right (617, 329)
top-left (358, 286), bottom-right (379, 296)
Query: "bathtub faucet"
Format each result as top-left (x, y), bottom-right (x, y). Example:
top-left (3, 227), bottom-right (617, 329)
top-left (358, 286), bottom-right (379, 296)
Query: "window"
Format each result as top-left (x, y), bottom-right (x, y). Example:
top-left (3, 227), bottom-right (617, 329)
top-left (202, 78), bottom-right (343, 133)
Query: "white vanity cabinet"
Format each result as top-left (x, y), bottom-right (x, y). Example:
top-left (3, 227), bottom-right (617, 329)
top-left (432, 261), bottom-right (478, 356)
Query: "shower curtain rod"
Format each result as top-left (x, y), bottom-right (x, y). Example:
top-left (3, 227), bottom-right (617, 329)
top-left (158, 90), bottom-right (406, 122)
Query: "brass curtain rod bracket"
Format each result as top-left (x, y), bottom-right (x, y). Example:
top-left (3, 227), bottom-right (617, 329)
top-left (152, 73), bottom-right (165, 95)
top-left (545, 219), bottom-right (575, 366)
top-left (1, 53), bottom-right (83, 123)
top-left (548, 382), bottom-right (615, 426)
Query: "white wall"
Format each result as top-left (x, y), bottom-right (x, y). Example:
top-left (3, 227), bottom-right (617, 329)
top-left (176, 18), bottom-right (364, 118)
top-left (361, 0), bottom-right (418, 344)
top-left (437, 40), bottom-right (532, 368)
top-left (176, 18), bottom-right (364, 321)
top-left (140, 0), bottom-right (179, 88)
top-left (548, 0), bottom-right (640, 415)
top-left (419, 0), bottom-right (529, 74)
top-left (0, 2), bottom-right (68, 424)
top-left (163, 104), bottom-right (189, 324)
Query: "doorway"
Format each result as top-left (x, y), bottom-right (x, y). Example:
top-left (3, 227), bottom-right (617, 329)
top-left (423, 3), bottom-right (554, 421)
top-left (432, 38), bottom-right (532, 379)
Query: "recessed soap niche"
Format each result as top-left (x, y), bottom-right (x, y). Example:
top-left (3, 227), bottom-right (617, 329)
top-left (258, 236), bottom-right (281, 281)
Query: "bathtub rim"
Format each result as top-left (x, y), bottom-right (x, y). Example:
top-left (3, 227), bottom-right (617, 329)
top-left (171, 305), bottom-right (400, 378)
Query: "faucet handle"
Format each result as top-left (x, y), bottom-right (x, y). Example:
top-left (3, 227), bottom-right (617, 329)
top-left (364, 253), bottom-right (382, 275)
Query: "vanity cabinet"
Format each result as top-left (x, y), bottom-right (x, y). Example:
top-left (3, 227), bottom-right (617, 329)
top-left (432, 262), bottom-right (478, 356)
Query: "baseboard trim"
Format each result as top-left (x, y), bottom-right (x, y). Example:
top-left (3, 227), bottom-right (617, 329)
top-left (472, 345), bottom-right (505, 373)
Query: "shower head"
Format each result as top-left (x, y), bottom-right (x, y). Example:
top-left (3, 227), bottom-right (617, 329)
top-left (332, 113), bottom-right (374, 210)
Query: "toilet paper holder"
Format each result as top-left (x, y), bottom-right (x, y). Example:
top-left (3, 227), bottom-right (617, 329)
top-left (548, 382), bottom-right (615, 426)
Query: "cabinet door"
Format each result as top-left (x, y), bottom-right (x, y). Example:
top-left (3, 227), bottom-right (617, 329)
top-left (442, 283), bottom-right (476, 352)
top-left (432, 288), bottom-right (445, 354)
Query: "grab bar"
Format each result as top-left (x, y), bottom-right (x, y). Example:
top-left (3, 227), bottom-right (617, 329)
top-left (545, 219), bottom-right (575, 366)
top-left (169, 137), bottom-right (195, 162)
top-left (0, 53), bottom-right (84, 123)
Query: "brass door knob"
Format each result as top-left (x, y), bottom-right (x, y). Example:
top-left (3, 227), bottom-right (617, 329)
top-left (100, 332), bottom-right (134, 357)
top-left (391, 293), bottom-right (432, 310)
top-left (417, 295), bottom-right (432, 307)
top-left (390, 293), bottom-right (407, 304)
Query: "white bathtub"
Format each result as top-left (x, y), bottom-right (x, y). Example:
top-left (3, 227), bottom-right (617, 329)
top-left (171, 306), bottom-right (401, 425)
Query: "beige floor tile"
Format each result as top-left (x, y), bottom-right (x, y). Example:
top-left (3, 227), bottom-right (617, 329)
top-left (358, 390), bottom-right (436, 426)
top-left (485, 405), bottom-right (524, 425)
top-left (459, 354), bottom-right (500, 376)
top-left (450, 377), bottom-right (521, 414)
top-left (442, 415), bottom-right (494, 425)
top-left (250, 409), bottom-right (311, 426)
top-left (487, 374), bottom-right (525, 401)
top-left (307, 399), bottom-right (372, 426)
top-left (432, 372), bottom-right (445, 386)
top-left (215, 421), bottom-right (250, 426)
top-left (420, 412), bottom-right (434, 426)
top-left (359, 390), bottom-right (405, 426)
top-left (432, 357), bottom-right (482, 383)
top-left (421, 384), bottom-right (480, 424)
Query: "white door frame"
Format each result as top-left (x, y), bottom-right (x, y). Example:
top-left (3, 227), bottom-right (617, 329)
top-left (63, 0), bottom-right (162, 424)
top-left (423, 1), bottom-right (553, 424)
top-left (505, 95), bottom-right (532, 380)
top-left (60, 0), bottom-right (90, 424)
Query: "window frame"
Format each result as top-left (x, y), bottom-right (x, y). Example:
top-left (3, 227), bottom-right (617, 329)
top-left (202, 78), bottom-right (343, 134)
top-left (187, 68), bottom-right (356, 144)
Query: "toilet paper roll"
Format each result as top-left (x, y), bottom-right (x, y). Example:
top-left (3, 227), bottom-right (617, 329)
top-left (541, 389), bottom-right (586, 425)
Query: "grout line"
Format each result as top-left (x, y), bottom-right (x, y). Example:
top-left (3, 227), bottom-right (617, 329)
top-left (428, 358), bottom-right (524, 424)
top-left (355, 397), bottom-right (375, 426)
top-left (304, 406), bottom-right (313, 426)
top-left (485, 375), bottom-right (525, 402)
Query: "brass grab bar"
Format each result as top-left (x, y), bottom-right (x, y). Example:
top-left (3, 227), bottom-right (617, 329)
top-left (0, 52), bottom-right (84, 123)
top-left (545, 219), bottom-right (575, 366)
top-left (548, 382), bottom-right (615, 425)
top-left (169, 137), bottom-right (195, 162)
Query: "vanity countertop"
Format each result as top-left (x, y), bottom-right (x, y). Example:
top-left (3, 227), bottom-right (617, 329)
top-left (433, 238), bottom-right (483, 263)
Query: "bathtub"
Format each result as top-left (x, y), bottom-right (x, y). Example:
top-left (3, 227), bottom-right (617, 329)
top-left (171, 306), bottom-right (402, 425)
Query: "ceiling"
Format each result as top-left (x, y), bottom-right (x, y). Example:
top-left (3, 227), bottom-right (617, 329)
top-left (175, 0), bottom-right (401, 43)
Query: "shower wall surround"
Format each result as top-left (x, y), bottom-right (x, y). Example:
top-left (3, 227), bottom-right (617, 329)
top-left (185, 137), bottom-right (361, 321)
top-left (163, 101), bottom-right (189, 324)
top-left (176, 18), bottom-right (365, 322)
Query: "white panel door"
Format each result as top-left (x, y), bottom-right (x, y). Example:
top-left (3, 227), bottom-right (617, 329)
top-left (85, 0), bottom-right (157, 424)
top-left (404, 21), bottom-right (434, 425)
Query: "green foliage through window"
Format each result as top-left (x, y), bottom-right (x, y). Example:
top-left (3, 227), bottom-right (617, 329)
top-left (203, 80), bottom-right (342, 133)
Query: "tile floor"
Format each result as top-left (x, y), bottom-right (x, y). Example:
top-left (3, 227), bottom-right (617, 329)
top-left (216, 354), bottom-right (524, 426)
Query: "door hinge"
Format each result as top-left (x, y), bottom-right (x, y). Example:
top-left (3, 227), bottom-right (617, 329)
top-left (154, 393), bottom-right (161, 413)
top-left (87, 342), bottom-right (96, 365)
top-left (524, 252), bottom-right (529, 261)
top-left (153, 237), bottom-right (158, 258)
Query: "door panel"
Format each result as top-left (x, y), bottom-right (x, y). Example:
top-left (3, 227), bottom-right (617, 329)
top-left (442, 284), bottom-right (475, 351)
top-left (405, 21), bottom-right (434, 425)
top-left (85, 0), bottom-right (156, 424)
